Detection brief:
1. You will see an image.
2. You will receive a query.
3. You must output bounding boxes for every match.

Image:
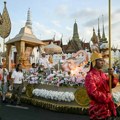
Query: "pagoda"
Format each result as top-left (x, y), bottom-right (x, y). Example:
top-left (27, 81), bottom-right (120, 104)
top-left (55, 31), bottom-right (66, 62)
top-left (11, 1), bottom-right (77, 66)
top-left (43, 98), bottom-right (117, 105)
top-left (62, 21), bottom-right (90, 53)
top-left (6, 8), bottom-right (45, 70)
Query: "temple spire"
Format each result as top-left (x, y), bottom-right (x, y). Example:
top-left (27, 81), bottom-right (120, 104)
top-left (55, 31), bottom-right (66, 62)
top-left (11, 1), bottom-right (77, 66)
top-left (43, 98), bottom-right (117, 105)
top-left (72, 20), bottom-right (82, 50)
top-left (100, 15), bottom-right (107, 43)
top-left (98, 18), bottom-right (101, 40)
top-left (60, 34), bottom-right (63, 47)
top-left (91, 28), bottom-right (98, 44)
top-left (25, 8), bottom-right (32, 29)
top-left (73, 20), bottom-right (79, 40)
top-left (102, 15), bottom-right (105, 39)
top-left (53, 33), bottom-right (56, 41)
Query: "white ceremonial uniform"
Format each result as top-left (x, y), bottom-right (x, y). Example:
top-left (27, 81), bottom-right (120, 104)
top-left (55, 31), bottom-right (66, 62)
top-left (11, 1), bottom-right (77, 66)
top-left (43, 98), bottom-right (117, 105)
top-left (39, 57), bottom-right (49, 69)
top-left (29, 68), bottom-right (38, 84)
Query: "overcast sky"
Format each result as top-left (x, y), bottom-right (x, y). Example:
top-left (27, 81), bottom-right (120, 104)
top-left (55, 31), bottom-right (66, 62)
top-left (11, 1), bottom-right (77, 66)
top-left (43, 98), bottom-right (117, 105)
top-left (0, 0), bottom-right (120, 51)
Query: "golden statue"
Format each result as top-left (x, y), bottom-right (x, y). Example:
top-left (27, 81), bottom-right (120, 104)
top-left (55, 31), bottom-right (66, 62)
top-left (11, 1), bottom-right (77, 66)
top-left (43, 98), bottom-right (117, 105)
top-left (48, 55), bottom-right (53, 64)
top-left (20, 52), bottom-right (31, 69)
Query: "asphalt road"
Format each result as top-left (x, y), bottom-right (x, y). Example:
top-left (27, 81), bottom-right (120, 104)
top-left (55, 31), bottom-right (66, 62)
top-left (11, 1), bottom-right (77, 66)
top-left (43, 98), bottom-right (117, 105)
top-left (0, 102), bottom-right (89, 120)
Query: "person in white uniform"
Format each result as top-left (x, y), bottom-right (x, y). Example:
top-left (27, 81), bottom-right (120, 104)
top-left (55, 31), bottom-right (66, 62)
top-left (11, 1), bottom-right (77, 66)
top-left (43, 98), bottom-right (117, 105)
top-left (29, 63), bottom-right (38, 84)
top-left (11, 64), bottom-right (24, 105)
top-left (39, 53), bottom-right (49, 69)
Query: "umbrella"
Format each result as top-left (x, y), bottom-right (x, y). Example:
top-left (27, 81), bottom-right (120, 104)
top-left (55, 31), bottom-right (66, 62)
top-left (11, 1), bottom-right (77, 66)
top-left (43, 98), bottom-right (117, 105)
top-left (44, 42), bottom-right (62, 54)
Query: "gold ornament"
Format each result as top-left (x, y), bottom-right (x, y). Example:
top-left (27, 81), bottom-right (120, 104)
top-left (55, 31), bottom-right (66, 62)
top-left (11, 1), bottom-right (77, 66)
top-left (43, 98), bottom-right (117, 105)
top-left (0, 2), bottom-right (11, 38)
top-left (48, 55), bottom-right (53, 63)
top-left (74, 87), bottom-right (90, 107)
top-left (21, 95), bottom-right (88, 114)
top-left (26, 84), bottom-right (34, 98)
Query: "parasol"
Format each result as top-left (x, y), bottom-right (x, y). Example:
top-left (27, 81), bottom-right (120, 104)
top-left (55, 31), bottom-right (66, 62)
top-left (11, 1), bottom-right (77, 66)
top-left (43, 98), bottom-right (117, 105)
top-left (44, 42), bottom-right (62, 54)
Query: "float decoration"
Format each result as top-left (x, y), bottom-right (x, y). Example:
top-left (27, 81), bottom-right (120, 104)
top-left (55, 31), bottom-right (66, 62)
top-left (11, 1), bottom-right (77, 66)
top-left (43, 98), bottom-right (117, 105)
top-left (74, 87), bottom-right (90, 106)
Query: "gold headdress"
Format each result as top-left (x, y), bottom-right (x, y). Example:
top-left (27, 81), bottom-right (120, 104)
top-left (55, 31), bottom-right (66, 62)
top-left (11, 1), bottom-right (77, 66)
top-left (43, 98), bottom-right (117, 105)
top-left (90, 51), bottom-right (103, 67)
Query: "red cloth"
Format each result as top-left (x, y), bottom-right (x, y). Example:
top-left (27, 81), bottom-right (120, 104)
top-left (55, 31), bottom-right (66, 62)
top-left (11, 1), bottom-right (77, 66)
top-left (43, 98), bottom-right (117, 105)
top-left (85, 68), bottom-right (118, 120)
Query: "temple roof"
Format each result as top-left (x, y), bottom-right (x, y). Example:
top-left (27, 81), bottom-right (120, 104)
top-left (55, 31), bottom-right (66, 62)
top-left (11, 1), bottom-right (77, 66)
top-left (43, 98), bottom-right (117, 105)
top-left (6, 26), bottom-right (45, 46)
top-left (42, 39), bottom-right (61, 45)
top-left (6, 8), bottom-right (45, 46)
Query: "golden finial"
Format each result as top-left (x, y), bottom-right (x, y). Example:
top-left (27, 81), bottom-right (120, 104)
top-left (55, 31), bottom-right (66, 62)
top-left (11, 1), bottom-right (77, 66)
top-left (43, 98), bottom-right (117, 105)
top-left (4, 1), bottom-right (7, 7)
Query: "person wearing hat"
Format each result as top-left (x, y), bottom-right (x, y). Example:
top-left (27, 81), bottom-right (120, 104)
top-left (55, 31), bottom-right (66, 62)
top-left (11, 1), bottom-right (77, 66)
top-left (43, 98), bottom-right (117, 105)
top-left (85, 51), bottom-right (118, 120)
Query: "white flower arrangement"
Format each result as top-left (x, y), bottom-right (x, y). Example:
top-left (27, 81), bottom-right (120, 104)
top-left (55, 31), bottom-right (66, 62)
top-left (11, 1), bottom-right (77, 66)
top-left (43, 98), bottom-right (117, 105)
top-left (42, 72), bottom-right (85, 87)
top-left (112, 92), bottom-right (120, 102)
top-left (32, 89), bottom-right (75, 102)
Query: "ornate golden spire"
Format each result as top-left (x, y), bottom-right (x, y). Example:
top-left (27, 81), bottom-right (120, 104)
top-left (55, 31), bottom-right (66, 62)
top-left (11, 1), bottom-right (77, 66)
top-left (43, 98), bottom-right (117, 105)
top-left (91, 28), bottom-right (98, 44)
top-left (25, 8), bottom-right (32, 29)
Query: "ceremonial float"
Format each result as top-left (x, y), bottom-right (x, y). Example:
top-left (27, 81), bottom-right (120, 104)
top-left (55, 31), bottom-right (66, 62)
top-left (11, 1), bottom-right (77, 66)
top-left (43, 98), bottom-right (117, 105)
top-left (18, 50), bottom-right (90, 115)
top-left (5, 46), bottom-right (120, 115)
top-left (19, 43), bottom-right (120, 115)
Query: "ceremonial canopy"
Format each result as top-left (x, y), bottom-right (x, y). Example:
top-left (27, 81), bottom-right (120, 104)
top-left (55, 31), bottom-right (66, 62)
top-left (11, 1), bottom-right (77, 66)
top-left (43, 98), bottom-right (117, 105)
top-left (44, 42), bottom-right (62, 54)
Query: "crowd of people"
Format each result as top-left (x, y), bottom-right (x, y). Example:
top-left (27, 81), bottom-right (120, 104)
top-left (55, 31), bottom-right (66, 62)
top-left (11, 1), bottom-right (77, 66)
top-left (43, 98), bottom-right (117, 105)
top-left (0, 53), bottom-right (53, 105)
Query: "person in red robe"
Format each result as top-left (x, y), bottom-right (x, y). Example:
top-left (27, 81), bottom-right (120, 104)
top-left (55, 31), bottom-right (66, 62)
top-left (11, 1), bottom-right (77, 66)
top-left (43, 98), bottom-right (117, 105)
top-left (85, 52), bottom-right (118, 120)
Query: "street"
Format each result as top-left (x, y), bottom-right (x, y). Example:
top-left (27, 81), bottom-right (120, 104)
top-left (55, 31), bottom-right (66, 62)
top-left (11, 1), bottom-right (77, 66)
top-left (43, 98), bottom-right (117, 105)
top-left (0, 102), bottom-right (89, 120)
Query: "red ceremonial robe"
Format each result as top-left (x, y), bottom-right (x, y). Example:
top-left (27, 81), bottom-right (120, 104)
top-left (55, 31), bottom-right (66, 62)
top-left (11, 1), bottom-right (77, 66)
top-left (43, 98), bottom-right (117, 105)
top-left (85, 68), bottom-right (118, 120)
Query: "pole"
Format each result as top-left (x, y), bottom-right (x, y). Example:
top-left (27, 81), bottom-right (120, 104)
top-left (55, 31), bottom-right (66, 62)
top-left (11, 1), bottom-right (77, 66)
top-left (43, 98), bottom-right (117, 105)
top-left (108, 0), bottom-right (112, 93)
top-left (3, 38), bottom-right (5, 52)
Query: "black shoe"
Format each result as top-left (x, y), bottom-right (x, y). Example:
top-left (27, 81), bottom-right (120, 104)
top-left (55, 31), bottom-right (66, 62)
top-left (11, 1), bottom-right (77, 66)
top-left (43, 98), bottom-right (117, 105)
top-left (16, 102), bottom-right (21, 106)
top-left (2, 100), bottom-right (7, 103)
top-left (10, 100), bottom-right (16, 105)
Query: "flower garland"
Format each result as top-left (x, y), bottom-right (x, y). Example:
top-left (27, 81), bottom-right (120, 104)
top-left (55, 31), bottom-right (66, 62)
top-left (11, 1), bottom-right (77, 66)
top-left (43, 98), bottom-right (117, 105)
top-left (32, 88), bottom-right (75, 102)
top-left (39, 73), bottom-right (85, 87)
